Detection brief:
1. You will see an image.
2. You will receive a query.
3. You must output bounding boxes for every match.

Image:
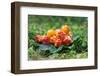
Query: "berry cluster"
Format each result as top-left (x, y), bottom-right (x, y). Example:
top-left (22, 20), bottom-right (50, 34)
top-left (34, 25), bottom-right (73, 47)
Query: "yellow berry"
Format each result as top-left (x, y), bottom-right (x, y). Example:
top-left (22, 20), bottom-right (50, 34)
top-left (47, 29), bottom-right (56, 37)
top-left (61, 25), bottom-right (70, 34)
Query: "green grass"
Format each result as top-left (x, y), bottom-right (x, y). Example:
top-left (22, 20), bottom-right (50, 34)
top-left (28, 15), bottom-right (88, 60)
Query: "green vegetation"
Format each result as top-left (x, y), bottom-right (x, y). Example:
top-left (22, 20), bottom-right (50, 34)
top-left (28, 15), bottom-right (88, 60)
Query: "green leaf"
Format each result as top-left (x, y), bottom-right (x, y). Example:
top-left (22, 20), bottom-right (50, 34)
top-left (48, 45), bottom-right (57, 53)
top-left (37, 44), bottom-right (64, 54)
top-left (53, 45), bottom-right (64, 53)
top-left (38, 44), bottom-right (51, 51)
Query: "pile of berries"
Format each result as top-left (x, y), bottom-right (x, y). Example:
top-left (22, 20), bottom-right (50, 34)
top-left (34, 25), bottom-right (73, 47)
